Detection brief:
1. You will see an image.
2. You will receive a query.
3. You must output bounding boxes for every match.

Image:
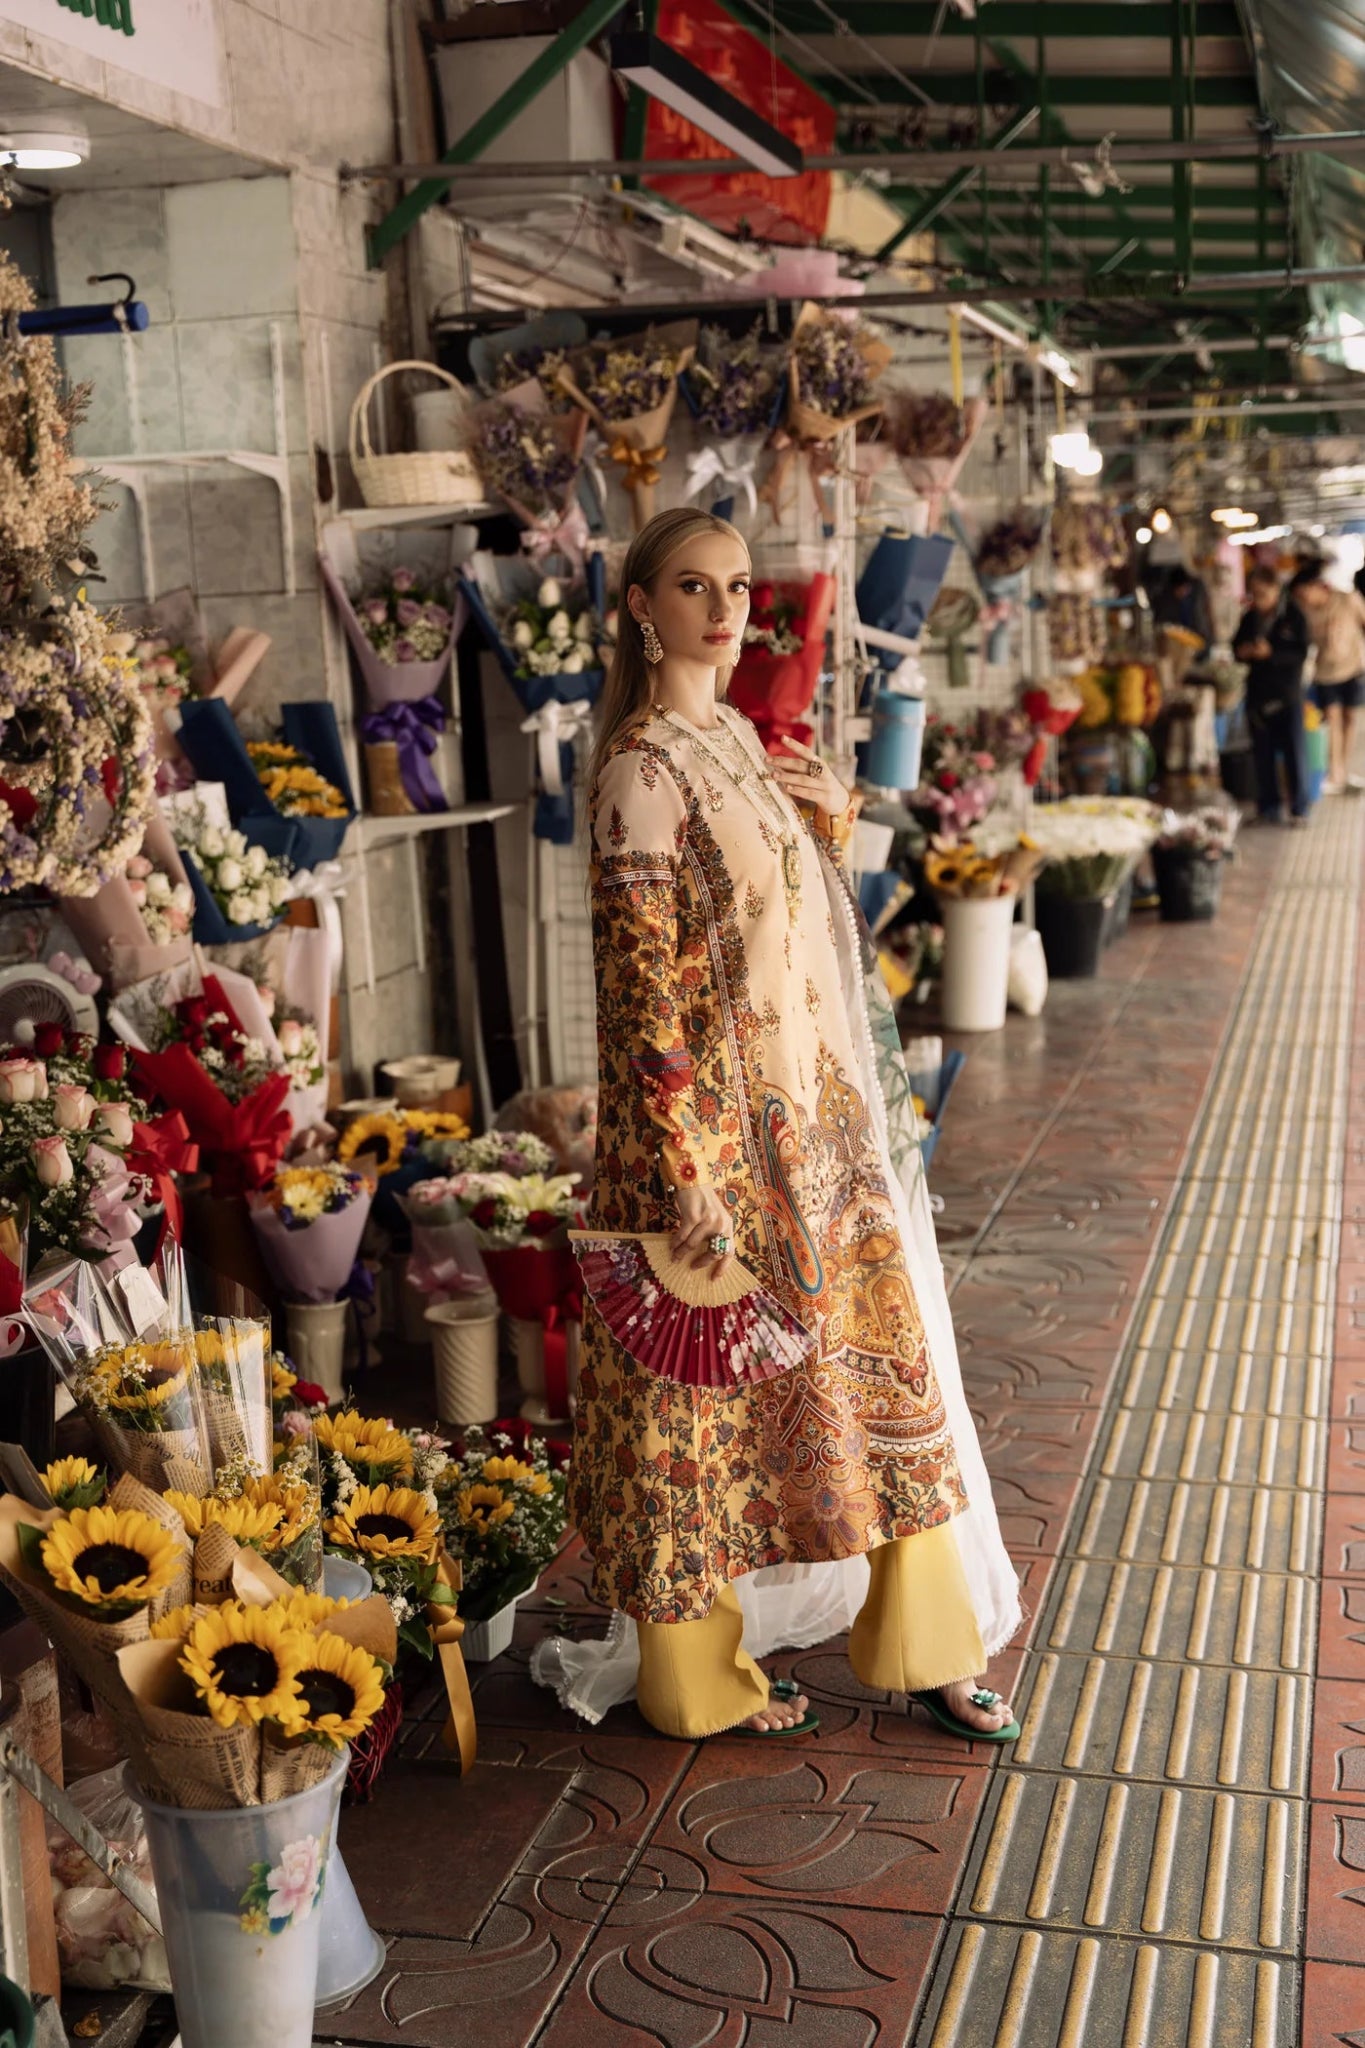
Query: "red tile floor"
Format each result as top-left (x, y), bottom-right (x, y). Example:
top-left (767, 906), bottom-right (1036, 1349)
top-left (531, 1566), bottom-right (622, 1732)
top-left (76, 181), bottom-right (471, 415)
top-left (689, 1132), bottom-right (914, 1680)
top-left (317, 800), bottom-right (1363, 2048)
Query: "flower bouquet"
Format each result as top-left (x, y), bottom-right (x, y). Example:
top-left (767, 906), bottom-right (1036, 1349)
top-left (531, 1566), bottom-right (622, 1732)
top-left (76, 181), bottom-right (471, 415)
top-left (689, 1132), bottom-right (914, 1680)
top-left (319, 554), bottom-right (465, 741)
top-left (419, 1128), bottom-right (556, 1178)
top-left (173, 699), bottom-right (356, 867)
top-left (925, 828), bottom-right (1048, 900)
top-left (0, 1033), bottom-right (149, 1271)
top-left (727, 574), bottom-right (836, 754)
top-left (248, 1164), bottom-right (372, 1308)
top-left (680, 323), bottom-right (787, 518)
top-left (452, 1171), bottom-right (585, 1422)
top-left (169, 807), bottom-right (293, 945)
top-left (396, 1178), bottom-right (490, 1316)
top-left (974, 508), bottom-right (1047, 663)
top-left (1027, 798), bottom-right (1160, 978)
top-left (556, 320), bottom-right (697, 528)
top-left (122, 978), bottom-right (292, 1198)
top-left (434, 1427), bottom-right (567, 1637)
top-left (317, 1411), bottom-right (458, 1661)
top-left (765, 303), bottom-right (890, 523)
top-left (467, 379), bottom-right (590, 570)
top-left (908, 717), bottom-right (999, 837)
top-left (881, 389), bottom-right (989, 529)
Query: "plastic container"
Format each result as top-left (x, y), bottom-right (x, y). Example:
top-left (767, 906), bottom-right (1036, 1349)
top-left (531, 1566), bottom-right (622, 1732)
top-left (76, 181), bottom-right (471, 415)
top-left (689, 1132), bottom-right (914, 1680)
top-left (322, 1556), bottom-right (374, 1602)
top-left (284, 1300), bottom-right (349, 1404)
top-left (1102, 871), bottom-right (1134, 947)
top-left (428, 1299), bottom-right (500, 1424)
top-left (314, 1849), bottom-right (385, 2010)
top-left (460, 1596), bottom-right (520, 1664)
top-left (863, 690), bottom-right (926, 791)
top-left (1153, 844), bottom-right (1224, 922)
top-left (131, 1752), bottom-right (347, 2048)
top-left (411, 384), bottom-right (468, 452)
top-left (380, 1056), bottom-right (461, 1108)
top-left (940, 895), bottom-right (1015, 1032)
top-left (1034, 890), bottom-right (1111, 979)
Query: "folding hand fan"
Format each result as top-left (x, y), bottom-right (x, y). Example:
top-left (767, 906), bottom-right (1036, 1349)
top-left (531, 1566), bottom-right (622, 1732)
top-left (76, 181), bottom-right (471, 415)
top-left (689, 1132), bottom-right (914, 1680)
top-left (569, 1230), bottom-right (816, 1389)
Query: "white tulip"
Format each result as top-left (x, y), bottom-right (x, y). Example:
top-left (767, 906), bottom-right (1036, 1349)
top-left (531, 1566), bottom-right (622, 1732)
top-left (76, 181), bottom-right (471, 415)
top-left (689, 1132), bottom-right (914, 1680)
top-left (538, 578), bottom-right (563, 608)
top-left (216, 858), bottom-right (244, 893)
top-left (547, 610), bottom-right (571, 644)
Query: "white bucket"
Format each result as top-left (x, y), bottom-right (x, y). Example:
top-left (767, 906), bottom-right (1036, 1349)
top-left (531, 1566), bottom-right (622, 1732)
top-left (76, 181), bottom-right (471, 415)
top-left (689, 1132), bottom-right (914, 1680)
top-left (411, 385), bottom-right (468, 452)
top-left (380, 1056), bottom-right (461, 1107)
top-left (428, 1299), bottom-right (500, 1424)
top-left (941, 894), bottom-right (1015, 1033)
top-left (851, 819), bottom-right (895, 873)
top-left (284, 1300), bottom-right (349, 1403)
top-left (460, 1596), bottom-right (520, 1664)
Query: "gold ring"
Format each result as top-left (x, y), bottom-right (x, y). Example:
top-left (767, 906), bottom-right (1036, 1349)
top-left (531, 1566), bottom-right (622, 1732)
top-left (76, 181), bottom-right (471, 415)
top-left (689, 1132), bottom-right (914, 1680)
top-left (806, 758), bottom-right (822, 778)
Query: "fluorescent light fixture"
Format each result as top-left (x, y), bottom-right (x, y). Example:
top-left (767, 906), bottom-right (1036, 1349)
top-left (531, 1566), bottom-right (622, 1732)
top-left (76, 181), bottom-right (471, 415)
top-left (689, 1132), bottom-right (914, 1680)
top-left (1073, 444), bottom-right (1104, 477)
top-left (1310, 523), bottom-right (1326, 537)
top-left (1038, 346), bottom-right (1078, 388)
top-left (610, 33), bottom-right (803, 178)
top-left (1151, 508), bottom-right (1172, 534)
top-left (0, 125), bottom-right (88, 169)
top-left (956, 304), bottom-right (1032, 353)
top-left (1211, 507), bottom-right (1242, 525)
top-left (1135, 526), bottom-right (1154, 544)
top-left (1229, 524), bottom-right (1292, 547)
top-left (1051, 430), bottom-right (1091, 470)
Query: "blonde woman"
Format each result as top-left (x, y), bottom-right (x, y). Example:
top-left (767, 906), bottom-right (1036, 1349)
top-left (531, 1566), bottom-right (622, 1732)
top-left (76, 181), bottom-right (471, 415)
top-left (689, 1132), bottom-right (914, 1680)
top-left (556, 507), bottom-right (1020, 1741)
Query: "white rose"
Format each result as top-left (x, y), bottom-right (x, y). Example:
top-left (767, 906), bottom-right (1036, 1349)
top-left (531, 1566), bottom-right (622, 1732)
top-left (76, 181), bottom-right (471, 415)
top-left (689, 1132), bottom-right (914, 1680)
top-left (277, 1018), bottom-right (304, 1056)
top-left (226, 891), bottom-right (255, 926)
top-left (245, 844), bottom-right (268, 879)
top-left (216, 858), bottom-right (243, 893)
top-left (171, 883), bottom-right (194, 915)
top-left (52, 1084), bottom-right (95, 1131)
top-left (96, 1102), bottom-right (134, 1147)
top-left (199, 826), bottom-right (225, 859)
top-left (511, 620), bottom-right (535, 651)
top-left (251, 890), bottom-right (273, 923)
top-left (538, 578), bottom-right (563, 608)
top-left (573, 612), bottom-right (594, 641)
top-left (145, 870), bottom-right (171, 906)
top-left (547, 610), bottom-right (571, 644)
top-left (560, 650), bottom-right (585, 675)
top-left (268, 875), bottom-right (291, 908)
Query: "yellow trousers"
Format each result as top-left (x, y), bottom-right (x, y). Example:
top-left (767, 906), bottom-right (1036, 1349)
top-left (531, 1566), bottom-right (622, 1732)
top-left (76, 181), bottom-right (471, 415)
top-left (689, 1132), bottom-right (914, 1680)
top-left (635, 1524), bottom-right (986, 1739)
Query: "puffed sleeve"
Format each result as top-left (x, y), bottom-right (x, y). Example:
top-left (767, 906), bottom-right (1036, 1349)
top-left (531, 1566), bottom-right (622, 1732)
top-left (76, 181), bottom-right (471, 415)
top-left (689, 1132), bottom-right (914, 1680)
top-left (590, 747), bottom-right (717, 1190)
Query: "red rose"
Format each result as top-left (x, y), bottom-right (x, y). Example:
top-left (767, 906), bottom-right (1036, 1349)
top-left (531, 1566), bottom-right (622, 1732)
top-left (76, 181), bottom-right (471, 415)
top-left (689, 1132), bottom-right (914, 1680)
top-left (938, 771), bottom-right (959, 792)
top-left (93, 1043), bottom-right (126, 1081)
top-left (524, 1209), bottom-right (559, 1237)
top-left (472, 1197), bottom-right (499, 1228)
top-left (179, 995), bottom-right (209, 1027)
top-left (292, 1379), bottom-right (330, 1409)
top-left (184, 1029), bottom-right (207, 1054)
top-left (33, 1021), bottom-right (65, 1057)
top-left (751, 581), bottom-right (776, 611)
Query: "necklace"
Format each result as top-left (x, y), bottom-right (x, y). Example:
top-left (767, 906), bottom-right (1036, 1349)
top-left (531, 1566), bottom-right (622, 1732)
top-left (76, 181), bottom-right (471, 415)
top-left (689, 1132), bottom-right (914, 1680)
top-left (661, 709), bottom-right (805, 925)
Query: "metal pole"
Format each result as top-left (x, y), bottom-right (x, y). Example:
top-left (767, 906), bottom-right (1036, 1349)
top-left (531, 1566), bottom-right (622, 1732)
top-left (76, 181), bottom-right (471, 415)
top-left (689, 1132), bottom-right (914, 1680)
top-left (344, 128), bottom-right (1365, 184)
top-left (1089, 395), bottom-right (1365, 423)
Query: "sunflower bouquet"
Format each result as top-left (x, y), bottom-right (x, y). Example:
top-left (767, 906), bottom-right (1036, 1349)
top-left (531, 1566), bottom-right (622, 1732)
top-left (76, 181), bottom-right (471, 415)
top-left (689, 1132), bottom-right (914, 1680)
top-left (317, 1411), bottom-right (457, 1659)
top-left (435, 1428), bottom-right (566, 1625)
top-left (166, 1462), bottom-right (323, 1595)
top-left (924, 830), bottom-right (1048, 901)
top-left (337, 1108), bottom-right (470, 1181)
top-left (248, 1161), bottom-right (372, 1308)
top-left (245, 740), bottom-right (350, 821)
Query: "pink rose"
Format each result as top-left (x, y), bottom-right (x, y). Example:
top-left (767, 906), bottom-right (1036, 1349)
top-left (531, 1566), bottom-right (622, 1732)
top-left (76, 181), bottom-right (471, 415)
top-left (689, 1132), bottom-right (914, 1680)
top-left (32, 1135), bottom-right (74, 1187)
top-left (0, 1057), bottom-right (44, 1105)
top-left (390, 567), bottom-right (417, 594)
top-left (96, 1102), bottom-right (134, 1147)
top-left (52, 1084), bottom-right (95, 1132)
top-left (256, 984), bottom-right (276, 1018)
top-left (277, 1018), bottom-right (303, 1057)
top-left (126, 854), bottom-right (152, 879)
top-left (126, 879), bottom-right (147, 907)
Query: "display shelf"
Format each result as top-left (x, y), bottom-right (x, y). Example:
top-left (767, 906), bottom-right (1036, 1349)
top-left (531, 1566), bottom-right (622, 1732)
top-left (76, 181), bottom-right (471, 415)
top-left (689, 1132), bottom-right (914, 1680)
top-left (321, 500), bottom-right (496, 533)
top-left (351, 800), bottom-right (515, 850)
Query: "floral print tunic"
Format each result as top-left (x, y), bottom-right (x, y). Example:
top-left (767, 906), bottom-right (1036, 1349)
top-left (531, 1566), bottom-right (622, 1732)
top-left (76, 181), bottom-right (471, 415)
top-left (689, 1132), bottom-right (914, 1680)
top-left (572, 704), bottom-right (966, 1623)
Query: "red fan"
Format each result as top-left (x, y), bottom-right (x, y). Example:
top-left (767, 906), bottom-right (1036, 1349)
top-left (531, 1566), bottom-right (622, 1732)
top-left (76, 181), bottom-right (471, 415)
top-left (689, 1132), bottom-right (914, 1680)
top-left (569, 1230), bottom-right (816, 1389)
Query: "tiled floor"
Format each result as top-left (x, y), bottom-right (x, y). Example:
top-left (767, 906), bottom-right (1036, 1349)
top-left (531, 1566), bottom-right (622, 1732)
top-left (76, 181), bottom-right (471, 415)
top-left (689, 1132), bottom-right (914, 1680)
top-left (316, 798), bottom-right (1363, 2048)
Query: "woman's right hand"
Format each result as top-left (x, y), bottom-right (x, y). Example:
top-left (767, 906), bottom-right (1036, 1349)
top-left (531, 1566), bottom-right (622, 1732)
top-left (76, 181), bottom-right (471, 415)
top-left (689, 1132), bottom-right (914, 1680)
top-left (672, 1182), bottom-right (736, 1280)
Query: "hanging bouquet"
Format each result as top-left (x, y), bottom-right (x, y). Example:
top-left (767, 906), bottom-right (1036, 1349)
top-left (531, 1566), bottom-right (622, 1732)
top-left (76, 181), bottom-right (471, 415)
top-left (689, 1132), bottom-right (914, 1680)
top-left (433, 1428), bottom-right (567, 1625)
top-left (908, 716), bottom-right (999, 836)
top-left (765, 303), bottom-right (889, 524)
top-left (1051, 499), bottom-right (1127, 578)
top-left (468, 382), bottom-right (589, 569)
top-left (557, 320), bottom-right (697, 528)
top-left (248, 1162), bottom-right (372, 1308)
top-left (502, 578), bottom-right (604, 684)
top-left (880, 389), bottom-right (988, 528)
top-left (319, 552), bottom-right (466, 720)
top-left (1, 598), bottom-right (156, 900)
top-left (0, 1035), bottom-right (147, 1267)
top-left (0, 248), bottom-right (98, 593)
top-left (317, 1410), bottom-right (457, 1657)
top-left (170, 808), bottom-right (292, 943)
top-left (1028, 799), bottom-right (1160, 900)
top-left (680, 323), bottom-right (785, 518)
top-left (728, 574), bottom-right (836, 754)
top-left (975, 507), bottom-right (1047, 663)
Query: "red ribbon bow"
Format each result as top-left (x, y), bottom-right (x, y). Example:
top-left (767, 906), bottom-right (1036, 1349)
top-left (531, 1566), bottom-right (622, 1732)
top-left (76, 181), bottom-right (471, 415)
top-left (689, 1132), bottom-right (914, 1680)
top-left (126, 1111), bottom-right (201, 1246)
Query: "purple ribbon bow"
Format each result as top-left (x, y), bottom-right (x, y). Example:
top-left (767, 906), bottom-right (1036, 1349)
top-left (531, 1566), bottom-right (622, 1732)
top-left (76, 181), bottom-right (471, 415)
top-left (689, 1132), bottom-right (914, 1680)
top-left (360, 697), bottom-right (448, 813)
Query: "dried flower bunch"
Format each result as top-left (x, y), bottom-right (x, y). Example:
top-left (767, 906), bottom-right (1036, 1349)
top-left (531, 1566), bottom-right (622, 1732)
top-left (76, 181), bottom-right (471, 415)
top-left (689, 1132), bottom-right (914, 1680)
top-left (976, 510), bottom-right (1047, 578)
top-left (473, 402), bottom-right (581, 519)
top-left (567, 334), bottom-right (689, 419)
top-left (1051, 500), bottom-right (1127, 574)
top-left (687, 323), bottom-right (782, 436)
top-left (0, 250), bottom-right (100, 591)
top-left (491, 346), bottom-right (572, 412)
top-left (882, 390), bottom-right (976, 461)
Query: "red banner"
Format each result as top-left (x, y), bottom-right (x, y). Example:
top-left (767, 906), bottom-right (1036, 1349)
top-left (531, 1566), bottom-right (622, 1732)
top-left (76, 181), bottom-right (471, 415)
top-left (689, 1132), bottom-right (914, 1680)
top-left (642, 0), bottom-right (835, 246)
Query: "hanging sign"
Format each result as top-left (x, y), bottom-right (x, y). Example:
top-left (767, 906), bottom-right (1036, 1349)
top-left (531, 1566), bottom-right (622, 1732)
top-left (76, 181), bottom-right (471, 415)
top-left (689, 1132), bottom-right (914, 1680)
top-left (0, 0), bottom-right (224, 107)
top-left (640, 0), bottom-right (835, 246)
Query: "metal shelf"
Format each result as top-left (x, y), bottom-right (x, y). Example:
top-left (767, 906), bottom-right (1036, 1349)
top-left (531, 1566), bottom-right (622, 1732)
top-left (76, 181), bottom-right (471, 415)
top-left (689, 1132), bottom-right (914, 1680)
top-left (350, 800), bottom-right (515, 850)
top-left (321, 500), bottom-right (496, 533)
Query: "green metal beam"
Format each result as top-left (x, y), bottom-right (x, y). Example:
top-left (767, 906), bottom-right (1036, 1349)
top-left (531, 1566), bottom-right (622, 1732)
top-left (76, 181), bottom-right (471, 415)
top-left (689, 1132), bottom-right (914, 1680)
top-left (882, 183), bottom-right (1283, 210)
top-left (828, 72), bottom-right (1261, 110)
top-left (369, 0), bottom-right (624, 265)
top-left (874, 106), bottom-right (1040, 262)
top-left (958, 213), bottom-right (1286, 243)
top-left (767, 1), bottom-right (1242, 33)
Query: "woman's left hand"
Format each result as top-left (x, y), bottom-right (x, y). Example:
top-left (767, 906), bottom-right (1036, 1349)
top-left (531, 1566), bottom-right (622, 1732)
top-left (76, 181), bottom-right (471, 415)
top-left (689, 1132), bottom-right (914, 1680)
top-left (772, 736), bottom-right (851, 819)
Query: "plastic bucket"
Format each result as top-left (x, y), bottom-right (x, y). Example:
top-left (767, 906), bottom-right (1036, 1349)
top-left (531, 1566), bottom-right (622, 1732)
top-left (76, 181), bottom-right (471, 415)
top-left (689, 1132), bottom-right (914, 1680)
top-left (1102, 871), bottom-right (1134, 947)
top-left (410, 386), bottom-right (467, 452)
top-left (460, 1596), bottom-right (520, 1664)
top-left (314, 1848), bottom-right (386, 2010)
top-left (131, 1752), bottom-right (347, 2048)
top-left (428, 1300), bottom-right (500, 1424)
top-left (1034, 891), bottom-right (1111, 979)
top-left (940, 895), bottom-right (1015, 1032)
top-left (1153, 844), bottom-right (1224, 922)
top-left (284, 1300), bottom-right (348, 1404)
top-left (863, 691), bottom-right (926, 791)
top-left (380, 1056), bottom-right (461, 1107)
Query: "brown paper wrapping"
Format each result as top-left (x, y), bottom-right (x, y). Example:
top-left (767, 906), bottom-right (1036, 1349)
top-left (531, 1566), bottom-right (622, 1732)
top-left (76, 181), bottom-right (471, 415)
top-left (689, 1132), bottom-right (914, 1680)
top-left (363, 739), bottom-right (419, 816)
top-left (230, 1547), bottom-right (295, 1607)
top-left (556, 323), bottom-right (696, 530)
top-left (89, 1414), bottom-right (208, 1497)
top-left (117, 1639), bottom-right (262, 1809)
top-left (193, 1524), bottom-right (238, 1606)
top-left (259, 1726), bottom-right (344, 1802)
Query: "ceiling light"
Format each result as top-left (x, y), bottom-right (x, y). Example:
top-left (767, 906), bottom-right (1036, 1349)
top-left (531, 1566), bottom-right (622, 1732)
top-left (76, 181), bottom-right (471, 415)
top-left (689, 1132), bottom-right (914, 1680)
top-left (0, 125), bottom-right (88, 170)
top-left (1073, 444), bottom-right (1104, 477)
top-left (1310, 523), bottom-right (1326, 537)
top-left (609, 33), bottom-right (803, 179)
top-left (1135, 526), bottom-right (1153, 544)
top-left (1051, 430), bottom-right (1091, 470)
top-left (1038, 345), bottom-right (1078, 388)
top-left (1229, 524), bottom-right (1291, 546)
top-left (1151, 508), bottom-right (1172, 534)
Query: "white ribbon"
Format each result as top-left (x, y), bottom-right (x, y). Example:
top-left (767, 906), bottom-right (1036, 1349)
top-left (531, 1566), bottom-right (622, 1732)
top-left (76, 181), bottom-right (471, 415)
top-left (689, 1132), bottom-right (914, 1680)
top-left (684, 439), bottom-right (760, 516)
top-left (519, 698), bottom-right (594, 796)
top-left (287, 860), bottom-right (347, 993)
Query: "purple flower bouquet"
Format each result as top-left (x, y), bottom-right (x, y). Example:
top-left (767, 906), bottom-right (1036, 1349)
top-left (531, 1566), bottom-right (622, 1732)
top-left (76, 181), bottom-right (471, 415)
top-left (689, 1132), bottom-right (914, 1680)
top-left (320, 554), bottom-right (466, 710)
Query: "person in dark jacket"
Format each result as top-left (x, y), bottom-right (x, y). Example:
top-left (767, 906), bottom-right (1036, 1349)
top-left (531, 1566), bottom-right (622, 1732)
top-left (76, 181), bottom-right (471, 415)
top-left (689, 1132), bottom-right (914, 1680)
top-left (1233, 565), bottom-right (1311, 824)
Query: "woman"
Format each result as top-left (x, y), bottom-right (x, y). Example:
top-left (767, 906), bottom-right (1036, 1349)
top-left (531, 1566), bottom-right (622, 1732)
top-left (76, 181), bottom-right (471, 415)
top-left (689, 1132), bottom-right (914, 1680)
top-left (541, 508), bottom-right (1020, 1740)
top-left (1296, 563), bottom-right (1365, 795)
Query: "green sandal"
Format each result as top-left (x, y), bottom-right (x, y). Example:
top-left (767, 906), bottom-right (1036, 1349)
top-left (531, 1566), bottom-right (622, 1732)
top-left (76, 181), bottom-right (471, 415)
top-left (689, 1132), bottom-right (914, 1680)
top-left (911, 1687), bottom-right (1020, 1745)
top-left (734, 1678), bottom-right (820, 1738)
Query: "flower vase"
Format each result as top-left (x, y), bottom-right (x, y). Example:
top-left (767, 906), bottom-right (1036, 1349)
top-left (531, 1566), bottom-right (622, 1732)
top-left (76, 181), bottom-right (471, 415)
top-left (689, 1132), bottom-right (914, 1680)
top-left (314, 1848), bottom-right (386, 2010)
top-left (131, 1753), bottom-right (347, 2048)
top-left (940, 895), bottom-right (1015, 1033)
top-left (1034, 891), bottom-right (1111, 979)
top-left (428, 1297), bottom-right (500, 1424)
top-left (510, 1316), bottom-right (573, 1425)
top-left (285, 1300), bottom-right (349, 1404)
top-left (460, 1596), bottom-right (521, 1664)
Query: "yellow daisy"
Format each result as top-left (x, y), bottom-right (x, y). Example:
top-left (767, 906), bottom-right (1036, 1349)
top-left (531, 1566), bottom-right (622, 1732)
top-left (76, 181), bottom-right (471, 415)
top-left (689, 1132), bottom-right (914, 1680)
top-left (179, 1603), bottom-right (308, 1731)
top-left (287, 1631), bottom-right (386, 1748)
top-left (165, 1491), bottom-right (285, 1546)
top-left (326, 1484), bottom-right (440, 1562)
top-left (42, 1506), bottom-right (184, 1613)
top-left (41, 1456), bottom-right (105, 1511)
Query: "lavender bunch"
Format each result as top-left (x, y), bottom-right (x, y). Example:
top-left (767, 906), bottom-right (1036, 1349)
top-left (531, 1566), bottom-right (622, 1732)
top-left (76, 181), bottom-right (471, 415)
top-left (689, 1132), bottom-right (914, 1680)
top-left (687, 324), bottom-right (781, 436)
top-left (491, 348), bottom-right (572, 413)
top-left (572, 337), bottom-right (685, 420)
top-left (793, 318), bottom-right (876, 417)
top-left (473, 403), bottom-right (580, 519)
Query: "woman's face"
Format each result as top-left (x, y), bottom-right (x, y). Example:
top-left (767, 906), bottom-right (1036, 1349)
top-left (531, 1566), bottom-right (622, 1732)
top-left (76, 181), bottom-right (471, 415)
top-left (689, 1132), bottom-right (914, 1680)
top-left (629, 533), bottom-right (751, 665)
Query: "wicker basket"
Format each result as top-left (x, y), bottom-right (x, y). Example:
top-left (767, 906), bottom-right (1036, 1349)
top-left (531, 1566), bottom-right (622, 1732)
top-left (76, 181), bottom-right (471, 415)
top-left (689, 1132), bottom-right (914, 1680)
top-left (349, 359), bottom-right (485, 509)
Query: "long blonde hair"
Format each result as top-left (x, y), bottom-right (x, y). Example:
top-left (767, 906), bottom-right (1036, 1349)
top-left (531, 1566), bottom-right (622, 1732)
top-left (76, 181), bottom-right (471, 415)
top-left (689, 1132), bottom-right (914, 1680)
top-left (587, 507), bottom-right (749, 793)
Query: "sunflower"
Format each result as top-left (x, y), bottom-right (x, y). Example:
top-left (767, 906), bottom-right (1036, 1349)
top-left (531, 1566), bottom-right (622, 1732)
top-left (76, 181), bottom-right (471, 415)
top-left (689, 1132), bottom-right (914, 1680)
top-left (41, 1456), bottom-right (105, 1511)
top-left (42, 1506), bottom-right (184, 1613)
top-left (402, 1110), bottom-right (470, 1142)
top-left (287, 1630), bottom-right (386, 1748)
top-left (150, 1603), bottom-right (201, 1641)
top-left (193, 1328), bottom-right (231, 1371)
top-left (271, 1358), bottom-right (298, 1405)
top-left (89, 1342), bottom-right (194, 1418)
top-left (240, 1475), bottom-right (318, 1551)
top-left (481, 1455), bottom-right (533, 1485)
top-left (326, 1484), bottom-right (440, 1562)
top-left (337, 1112), bottom-right (407, 1176)
top-left (314, 1410), bottom-right (413, 1480)
top-left (454, 1483), bottom-right (518, 1534)
top-left (179, 1602), bottom-right (308, 1730)
top-left (275, 1590), bottom-right (347, 1629)
top-left (924, 853), bottom-right (967, 896)
top-left (164, 1491), bottom-right (285, 1546)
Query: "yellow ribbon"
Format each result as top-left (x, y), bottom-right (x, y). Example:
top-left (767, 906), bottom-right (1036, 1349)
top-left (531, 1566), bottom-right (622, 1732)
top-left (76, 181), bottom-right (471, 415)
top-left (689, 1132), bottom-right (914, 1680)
top-left (609, 438), bottom-right (667, 492)
top-left (427, 1550), bottom-right (477, 1773)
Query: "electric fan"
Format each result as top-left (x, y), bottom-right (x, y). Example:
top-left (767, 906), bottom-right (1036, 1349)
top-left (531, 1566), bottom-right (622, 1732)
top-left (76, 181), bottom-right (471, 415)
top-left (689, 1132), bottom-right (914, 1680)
top-left (0, 963), bottom-right (99, 1045)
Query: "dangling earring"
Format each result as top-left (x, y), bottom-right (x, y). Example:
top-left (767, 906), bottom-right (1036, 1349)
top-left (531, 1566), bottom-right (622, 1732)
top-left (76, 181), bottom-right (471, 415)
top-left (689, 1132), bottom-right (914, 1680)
top-left (640, 619), bottom-right (664, 666)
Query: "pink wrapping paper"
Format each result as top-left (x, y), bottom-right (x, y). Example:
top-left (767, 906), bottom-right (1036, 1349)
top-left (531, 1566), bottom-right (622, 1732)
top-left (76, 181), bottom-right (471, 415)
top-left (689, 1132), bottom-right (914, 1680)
top-left (319, 556), bottom-right (465, 710)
